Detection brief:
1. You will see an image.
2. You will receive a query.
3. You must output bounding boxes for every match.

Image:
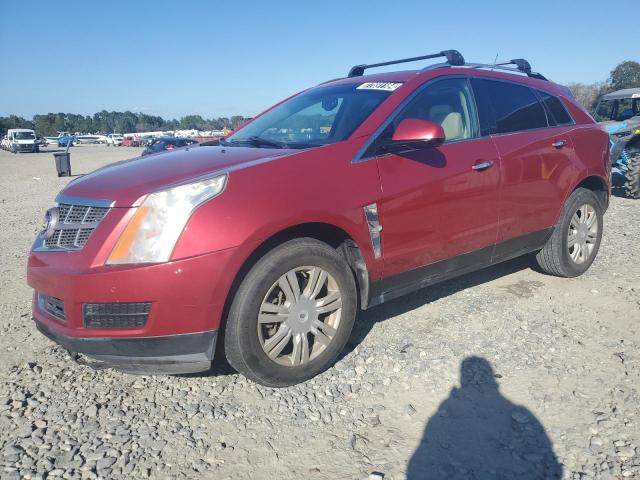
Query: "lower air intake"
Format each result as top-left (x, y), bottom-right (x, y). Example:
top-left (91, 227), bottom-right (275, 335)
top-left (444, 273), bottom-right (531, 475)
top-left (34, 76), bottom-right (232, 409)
top-left (83, 302), bottom-right (151, 329)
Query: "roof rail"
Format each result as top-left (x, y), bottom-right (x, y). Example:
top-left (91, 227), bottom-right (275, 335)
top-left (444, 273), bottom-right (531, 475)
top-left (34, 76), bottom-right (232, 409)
top-left (348, 50), bottom-right (464, 77)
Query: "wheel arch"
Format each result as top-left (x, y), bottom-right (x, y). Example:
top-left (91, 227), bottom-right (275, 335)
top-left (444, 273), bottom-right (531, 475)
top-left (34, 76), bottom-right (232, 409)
top-left (557, 174), bottom-right (609, 219)
top-left (221, 222), bottom-right (372, 336)
top-left (574, 174), bottom-right (609, 209)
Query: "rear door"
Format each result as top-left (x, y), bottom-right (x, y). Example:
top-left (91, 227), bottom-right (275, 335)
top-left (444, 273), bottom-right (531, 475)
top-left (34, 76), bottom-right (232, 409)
top-left (471, 78), bottom-right (576, 250)
top-left (371, 77), bottom-right (501, 278)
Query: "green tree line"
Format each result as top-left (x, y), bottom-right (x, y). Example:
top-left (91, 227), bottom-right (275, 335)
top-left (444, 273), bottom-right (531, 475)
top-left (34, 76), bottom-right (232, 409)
top-left (0, 111), bottom-right (248, 137)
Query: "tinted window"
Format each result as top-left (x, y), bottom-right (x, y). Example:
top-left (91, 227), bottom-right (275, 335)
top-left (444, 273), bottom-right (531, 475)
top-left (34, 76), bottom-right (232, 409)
top-left (470, 79), bottom-right (496, 136)
top-left (380, 78), bottom-right (478, 144)
top-left (537, 91), bottom-right (573, 125)
top-left (474, 79), bottom-right (547, 134)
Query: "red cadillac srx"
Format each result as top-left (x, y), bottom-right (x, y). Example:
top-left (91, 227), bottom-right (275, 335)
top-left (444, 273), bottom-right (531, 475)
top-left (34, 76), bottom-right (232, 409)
top-left (28, 51), bottom-right (610, 386)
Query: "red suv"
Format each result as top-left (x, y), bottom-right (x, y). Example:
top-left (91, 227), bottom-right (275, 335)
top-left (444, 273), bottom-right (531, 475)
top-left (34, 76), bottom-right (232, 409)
top-left (28, 50), bottom-right (610, 386)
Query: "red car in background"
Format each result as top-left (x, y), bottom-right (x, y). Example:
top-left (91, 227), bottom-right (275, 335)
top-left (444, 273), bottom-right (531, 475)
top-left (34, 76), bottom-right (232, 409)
top-left (121, 137), bottom-right (140, 147)
top-left (28, 50), bottom-right (610, 386)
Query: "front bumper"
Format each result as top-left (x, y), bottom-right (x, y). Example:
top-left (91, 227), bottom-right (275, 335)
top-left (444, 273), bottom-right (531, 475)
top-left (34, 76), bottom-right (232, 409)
top-left (28, 243), bottom-right (245, 374)
top-left (36, 320), bottom-right (216, 374)
top-left (14, 143), bottom-right (38, 152)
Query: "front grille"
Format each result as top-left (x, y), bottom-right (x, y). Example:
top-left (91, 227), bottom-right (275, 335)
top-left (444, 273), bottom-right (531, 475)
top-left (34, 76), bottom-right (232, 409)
top-left (38, 294), bottom-right (65, 321)
top-left (83, 302), bottom-right (151, 329)
top-left (43, 203), bottom-right (110, 250)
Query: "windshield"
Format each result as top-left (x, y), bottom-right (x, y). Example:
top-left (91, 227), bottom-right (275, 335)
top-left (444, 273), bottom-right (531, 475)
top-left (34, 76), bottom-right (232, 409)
top-left (226, 83), bottom-right (395, 148)
top-left (595, 98), bottom-right (640, 122)
top-left (14, 131), bottom-right (35, 140)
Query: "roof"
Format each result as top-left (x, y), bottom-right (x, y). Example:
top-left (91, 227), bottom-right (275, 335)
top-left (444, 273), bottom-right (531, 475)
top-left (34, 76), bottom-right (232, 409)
top-left (600, 88), bottom-right (640, 100)
top-left (321, 70), bottom-right (417, 87)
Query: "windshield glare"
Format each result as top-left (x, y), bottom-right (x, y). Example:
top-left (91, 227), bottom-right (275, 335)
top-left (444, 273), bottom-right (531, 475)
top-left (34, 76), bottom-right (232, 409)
top-left (14, 131), bottom-right (35, 140)
top-left (228, 84), bottom-right (394, 148)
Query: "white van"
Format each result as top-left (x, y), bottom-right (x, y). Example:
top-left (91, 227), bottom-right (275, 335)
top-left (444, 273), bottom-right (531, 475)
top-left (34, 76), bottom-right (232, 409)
top-left (7, 129), bottom-right (39, 153)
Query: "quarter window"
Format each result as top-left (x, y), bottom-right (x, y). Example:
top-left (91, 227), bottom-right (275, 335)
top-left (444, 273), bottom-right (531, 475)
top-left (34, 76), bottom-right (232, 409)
top-left (537, 91), bottom-right (573, 126)
top-left (473, 79), bottom-right (548, 134)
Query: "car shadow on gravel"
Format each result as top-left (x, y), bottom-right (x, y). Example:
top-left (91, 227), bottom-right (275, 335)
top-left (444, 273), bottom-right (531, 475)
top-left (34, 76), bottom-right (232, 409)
top-left (406, 356), bottom-right (562, 479)
top-left (345, 254), bottom-right (536, 356)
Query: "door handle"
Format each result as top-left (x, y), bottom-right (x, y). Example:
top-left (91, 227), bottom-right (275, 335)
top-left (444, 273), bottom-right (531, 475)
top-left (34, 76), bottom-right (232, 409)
top-left (552, 140), bottom-right (567, 148)
top-left (472, 160), bottom-right (494, 171)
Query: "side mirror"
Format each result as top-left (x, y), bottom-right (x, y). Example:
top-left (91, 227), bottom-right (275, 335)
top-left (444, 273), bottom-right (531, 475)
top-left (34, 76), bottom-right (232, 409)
top-left (389, 118), bottom-right (446, 150)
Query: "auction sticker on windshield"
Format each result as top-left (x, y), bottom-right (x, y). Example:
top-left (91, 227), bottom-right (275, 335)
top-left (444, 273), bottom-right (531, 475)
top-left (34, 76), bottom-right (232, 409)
top-left (356, 82), bottom-right (403, 91)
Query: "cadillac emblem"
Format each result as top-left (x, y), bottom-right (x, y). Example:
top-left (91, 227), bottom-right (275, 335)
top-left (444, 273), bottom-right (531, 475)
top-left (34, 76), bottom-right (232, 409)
top-left (42, 207), bottom-right (60, 239)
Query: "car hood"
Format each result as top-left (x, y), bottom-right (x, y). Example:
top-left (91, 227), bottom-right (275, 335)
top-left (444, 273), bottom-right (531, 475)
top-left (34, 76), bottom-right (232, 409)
top-left (61, 146), bottom-right (296, 207)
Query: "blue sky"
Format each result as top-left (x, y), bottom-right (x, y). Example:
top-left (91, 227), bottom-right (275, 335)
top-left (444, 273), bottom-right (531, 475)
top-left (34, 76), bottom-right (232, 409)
top-left (1, 0), bottom-right (638, 119)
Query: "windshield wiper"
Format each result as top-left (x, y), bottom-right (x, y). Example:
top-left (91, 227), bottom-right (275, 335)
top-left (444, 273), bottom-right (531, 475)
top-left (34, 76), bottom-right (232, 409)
top-left (229, 136), bottom-right (285, 149)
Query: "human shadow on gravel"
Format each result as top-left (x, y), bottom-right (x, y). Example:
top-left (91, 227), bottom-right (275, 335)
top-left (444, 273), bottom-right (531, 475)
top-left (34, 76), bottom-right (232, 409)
top-left (406, 357), bottom-right (562, 479)
top-left (344, 254), bottom-right (535, 357)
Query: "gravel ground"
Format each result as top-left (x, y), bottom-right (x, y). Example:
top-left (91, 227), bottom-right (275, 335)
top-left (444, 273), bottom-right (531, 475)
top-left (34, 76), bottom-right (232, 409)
top-left (0, 145), bottom-right (639, 480)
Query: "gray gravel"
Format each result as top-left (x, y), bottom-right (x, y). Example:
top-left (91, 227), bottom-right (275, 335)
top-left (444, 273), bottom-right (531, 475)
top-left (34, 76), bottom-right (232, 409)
top-left (1, 145), bottom-right (639, 479)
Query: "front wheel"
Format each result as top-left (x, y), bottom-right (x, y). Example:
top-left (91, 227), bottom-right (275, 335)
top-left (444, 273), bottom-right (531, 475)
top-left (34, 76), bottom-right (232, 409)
top-left (224, 238), bottom-right (357, 387)
top-left (535, 188), bottom-right (603, 277)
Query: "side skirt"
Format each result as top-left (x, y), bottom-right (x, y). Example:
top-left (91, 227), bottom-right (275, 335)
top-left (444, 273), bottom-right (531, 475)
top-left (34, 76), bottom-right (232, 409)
top-left (366, 227), bottom-right (553, 308)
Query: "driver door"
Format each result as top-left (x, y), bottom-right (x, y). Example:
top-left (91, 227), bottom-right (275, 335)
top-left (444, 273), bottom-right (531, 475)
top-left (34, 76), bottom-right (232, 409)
top-left (372, 77), bottom-right (501, 278)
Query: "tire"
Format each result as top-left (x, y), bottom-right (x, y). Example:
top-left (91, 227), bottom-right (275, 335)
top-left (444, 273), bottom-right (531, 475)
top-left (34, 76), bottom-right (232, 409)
top-left (535, 187), bottom-right (603, 277)
top-left (625, 152), bottom-right (640, 199)
top-left (224, 238), bottom-right (357, 387)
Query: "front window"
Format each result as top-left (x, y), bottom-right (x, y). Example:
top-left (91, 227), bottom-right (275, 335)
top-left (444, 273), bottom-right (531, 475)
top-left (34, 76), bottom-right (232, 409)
top-left (14, 131), bottom-right (35, 140)
top-left (373, 78), bottom-right (478, 149)
top-left (226, 83), bottom-right (395, 148)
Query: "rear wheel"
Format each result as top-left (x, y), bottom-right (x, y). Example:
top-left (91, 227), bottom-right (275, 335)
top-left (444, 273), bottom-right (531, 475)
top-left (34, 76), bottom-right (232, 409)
top-left (625, 152), bottom-right (640, 199)
top-left (535, 188), bottom-right (603, 277)
top-left (224, 238), bottom-right (357, 387)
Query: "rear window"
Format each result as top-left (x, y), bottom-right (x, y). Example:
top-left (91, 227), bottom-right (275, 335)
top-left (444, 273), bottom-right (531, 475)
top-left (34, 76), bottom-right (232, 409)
top-left (537, 91), bottom-right (573, 126)
top-left (472, 79), bottom-right (548, 134)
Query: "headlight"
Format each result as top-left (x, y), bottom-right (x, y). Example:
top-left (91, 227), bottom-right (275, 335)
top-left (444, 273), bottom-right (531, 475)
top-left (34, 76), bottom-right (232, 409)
top-left (106, 174), bottom-right (227, 265)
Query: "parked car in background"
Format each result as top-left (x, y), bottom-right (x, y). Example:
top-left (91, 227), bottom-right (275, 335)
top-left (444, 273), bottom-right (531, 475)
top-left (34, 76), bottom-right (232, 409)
top-left (121, 137), bottom-right (140, 147)
top-left (140, 135), bottom-right (156, 146)
top-left (75, 134), bottom-right (108, 144)
top-left (57, 134), bottom-right (76, 147)
top-left (28, 50), bottom-right (610, 387)
top-left (6, 129), bottom-right (40, 153)
top-left (44, 132), bottom-right (71, 145)
top-left (141, 136), bottom-right (199, 156)
top-left (106, 134), bottom-right (124, 146)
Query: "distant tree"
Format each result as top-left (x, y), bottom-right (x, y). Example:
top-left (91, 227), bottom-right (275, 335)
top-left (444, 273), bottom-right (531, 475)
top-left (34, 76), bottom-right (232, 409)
top-left (567, 81), bottom-right (609, 113)
top-left (0, 115), bottom-right (33, 135)
top-left (230, 115), bottom-right (246, 129)
top-left (609, 61), bottom-right (640, 91)
top-left (179, 115), bottom-right (206, 130)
